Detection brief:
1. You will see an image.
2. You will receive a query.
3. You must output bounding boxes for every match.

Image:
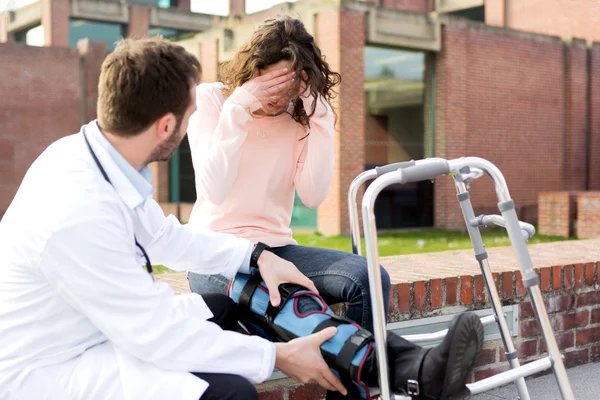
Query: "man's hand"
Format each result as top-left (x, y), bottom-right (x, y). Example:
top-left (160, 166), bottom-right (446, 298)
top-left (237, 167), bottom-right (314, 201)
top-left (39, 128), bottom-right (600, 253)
top-left (256, 250), bottom-right (318, 307)
top-left (275, 327), bottom-right (348, 395)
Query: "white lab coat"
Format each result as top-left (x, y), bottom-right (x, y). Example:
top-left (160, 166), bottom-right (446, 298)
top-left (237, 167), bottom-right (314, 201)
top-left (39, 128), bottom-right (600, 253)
top-left (0, 124), bottom-right (275, 400)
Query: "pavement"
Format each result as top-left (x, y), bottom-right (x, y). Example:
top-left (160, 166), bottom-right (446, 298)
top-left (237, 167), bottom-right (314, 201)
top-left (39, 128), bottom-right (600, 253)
top-left (472, 362), bottom-right (600, 400)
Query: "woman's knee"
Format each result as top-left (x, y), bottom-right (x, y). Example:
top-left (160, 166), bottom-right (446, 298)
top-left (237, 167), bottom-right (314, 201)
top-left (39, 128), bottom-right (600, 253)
top-left (188, 272), bottom-right (229, 295)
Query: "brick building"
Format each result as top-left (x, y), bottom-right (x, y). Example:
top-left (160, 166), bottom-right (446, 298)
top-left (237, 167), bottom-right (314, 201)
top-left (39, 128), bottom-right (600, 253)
top-left (2, 0), bottom-right (600, 236)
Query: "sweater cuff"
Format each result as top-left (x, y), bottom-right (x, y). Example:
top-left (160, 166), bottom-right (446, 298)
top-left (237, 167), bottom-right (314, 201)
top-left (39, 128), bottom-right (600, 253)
top-left (229, 87), bottom-right (263, 113)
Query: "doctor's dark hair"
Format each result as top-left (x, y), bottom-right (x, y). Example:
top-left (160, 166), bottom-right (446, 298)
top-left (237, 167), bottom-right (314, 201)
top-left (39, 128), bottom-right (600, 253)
top-left (219, 15), bottom-right (341, 127)
top-left (97, 37), bottom-right (202, 137)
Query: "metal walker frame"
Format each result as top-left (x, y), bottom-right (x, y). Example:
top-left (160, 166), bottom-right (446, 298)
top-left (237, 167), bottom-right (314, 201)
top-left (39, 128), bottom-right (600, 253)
top-left (347, 157), bottom-right (575, 400)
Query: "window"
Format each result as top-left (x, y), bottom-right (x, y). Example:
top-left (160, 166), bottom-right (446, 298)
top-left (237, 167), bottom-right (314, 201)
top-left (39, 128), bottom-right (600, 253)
top-left (69, 19), bottom-right (125, 52)
top-left (364, 46), bottom-right (434, 228)
top-left (448, 5), bottom-right (485, 22)
top-left (131, 0), bottom-right (172, 8)
top-left (13, 24), bottom-right (43, 46)
top-left (148, 27), bottom-right (197, 42)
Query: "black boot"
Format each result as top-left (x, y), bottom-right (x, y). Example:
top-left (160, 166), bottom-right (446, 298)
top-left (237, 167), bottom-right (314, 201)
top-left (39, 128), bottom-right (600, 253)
top-left (358, 312), bottom-right (484, 400)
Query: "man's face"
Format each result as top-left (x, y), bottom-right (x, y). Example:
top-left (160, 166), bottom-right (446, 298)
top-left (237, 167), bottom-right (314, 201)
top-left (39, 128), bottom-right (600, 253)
top-left (147, 85), bottom-right (197, 163)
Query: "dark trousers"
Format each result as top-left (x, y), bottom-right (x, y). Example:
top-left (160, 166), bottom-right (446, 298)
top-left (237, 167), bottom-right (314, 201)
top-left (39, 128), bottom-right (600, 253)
top-left (192, 293), bottom-right (259, 400)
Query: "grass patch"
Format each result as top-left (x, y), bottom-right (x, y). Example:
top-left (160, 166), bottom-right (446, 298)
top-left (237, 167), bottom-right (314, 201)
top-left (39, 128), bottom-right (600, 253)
top-left (294, 229), bottom-right (571, 257)
top-left (153, 228), bottom-right (571, 274)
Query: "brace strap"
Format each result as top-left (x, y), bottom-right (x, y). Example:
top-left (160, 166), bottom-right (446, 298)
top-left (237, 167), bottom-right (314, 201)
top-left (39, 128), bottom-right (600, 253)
top-left (239, 272), bottom-right (263, 319)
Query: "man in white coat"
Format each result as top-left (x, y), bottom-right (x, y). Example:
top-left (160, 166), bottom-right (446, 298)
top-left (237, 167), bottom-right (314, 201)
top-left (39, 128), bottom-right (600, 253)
top-left (0, 37), bottom-right (347, 400)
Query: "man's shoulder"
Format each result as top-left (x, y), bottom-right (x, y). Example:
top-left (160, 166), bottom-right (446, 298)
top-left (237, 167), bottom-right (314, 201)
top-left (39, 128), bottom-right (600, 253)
top-left (19, 133), bottom-right (124, 220)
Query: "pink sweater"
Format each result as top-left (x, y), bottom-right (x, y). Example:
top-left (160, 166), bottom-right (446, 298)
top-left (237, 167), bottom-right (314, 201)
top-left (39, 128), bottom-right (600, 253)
top-left (186, 82), bottom-right (335, 247)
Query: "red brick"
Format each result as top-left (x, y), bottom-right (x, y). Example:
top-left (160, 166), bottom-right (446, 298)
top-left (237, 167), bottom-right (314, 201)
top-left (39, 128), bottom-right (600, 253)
top-left (200, 39), bottom-right (219, 83)
top-left (259, 389), bottom-right (284, 400)
top-left (551, 311), bottom-right (589, 331)
top-left (41, 0), bottom-right (69, 47)
top-left (474, 365), bottom-right (510, 381)
top-left (540, 331), bottom-right (574, 353)
top-left (592, 308), bottom-right (600, 324)
top-left (585, 262), bottom-right (596, 286)
top-left (128, 3), bottom-right (151, 39)
top-left (445, 277), bottom-right (458, 306)
top-left (577, 291), bottom-right (600, 307)
top-left (520, 301), bottom-right (535, 318)
top-left (289, 383), bottom-right (326, 400)
top-left (388, 284), bottom-right (396, 315)
top-left (398, 283), bottom-right (410, 313)
top-left (575, 263), bottom-right (584, 288)
top-left (492, 272), bottom-right (500, 293)
top-left (430, 279), bottom-right (442, 309)
top-left (474, 275), bottom-right (486, 303)
top-left (414, 281), bottom-right (427, 311)
top-left (460, 276), bottom-right (473, 305)
top-left (381, 0), bottom-right (430, 13)
top-left (515, 271), bottom-right (526, 297)
top-left (499, 340), bottom-right (538, 361)
top-left (540, 267), bottom-right (551, 292)
top-left (502, 272), bottom-right (513, 299)
top-left (520, 320), bottom-right (540, 337)
top-left (576, 327), bottom-right (600, 346)
top-left (552, 266), bottom-right (562, 291)
top-left (563, 265), bottom-right (574, 290)
top-left (591, 345), bottom-right (600, 362)
top-left (564, 348), bottom-right (589, 368)
top-left (547, 295), bottom-right (575, 313)
top-left (474, 348), bottom-right (497, 367)
top-left (0, 42), bottom-right (105, 217)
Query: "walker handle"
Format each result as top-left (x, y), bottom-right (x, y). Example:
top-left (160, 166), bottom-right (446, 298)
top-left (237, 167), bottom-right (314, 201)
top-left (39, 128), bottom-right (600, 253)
top-left (375, 160), bottom-right (416, 177)
top-left (399, 159), bottom-right (450, 183)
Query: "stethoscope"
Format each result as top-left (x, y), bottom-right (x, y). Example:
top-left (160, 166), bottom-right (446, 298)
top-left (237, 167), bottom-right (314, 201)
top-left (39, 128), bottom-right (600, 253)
top-left (82, 126), bottom-right (154, 281)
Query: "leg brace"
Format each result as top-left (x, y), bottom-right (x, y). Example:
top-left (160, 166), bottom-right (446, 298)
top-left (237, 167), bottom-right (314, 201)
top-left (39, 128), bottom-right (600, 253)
top-left (227, 271), bottom-right (379, 399)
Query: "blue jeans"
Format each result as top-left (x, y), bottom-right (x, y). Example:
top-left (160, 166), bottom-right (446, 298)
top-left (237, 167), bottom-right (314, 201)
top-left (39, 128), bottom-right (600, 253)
top-left (188, 245), bottom-right (391, 332)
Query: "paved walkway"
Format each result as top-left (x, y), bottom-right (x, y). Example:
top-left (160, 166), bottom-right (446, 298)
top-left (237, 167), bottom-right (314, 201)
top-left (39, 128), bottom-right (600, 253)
top-left (155, 239), bottom-right (600, 294)
top-left (473, 362), bottom-right (600, 399)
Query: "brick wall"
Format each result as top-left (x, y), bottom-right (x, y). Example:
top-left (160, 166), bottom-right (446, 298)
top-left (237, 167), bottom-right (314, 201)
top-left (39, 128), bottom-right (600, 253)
top-left (475, 262), bottom-right (600, 379)
top-left (381, 0), bottom-right (432, 13)
top-left (576, 193), bottom-right (600, 238)
top-left (255, 260), bottom-right (600, 399)
top-left (564, 40), bottom-right (588, 192)
top-left (41, 0), bottom-right (69, 47)
top-left (315, 9), bottom-right (342, 236)
top-left (199, 38), bottom-right (219, 83)
top-left (0, 42), bottom-right (82, 216)
top-left (538, 192), bottom-right (578, 237)
top-left (590, 45), bottom-right (600, 190)
top-left (500, 0), bottom-right (600, 42)
top-left (435, 21), bottom-right (567, 228)
top-left (129, 3), bottom-right (151, 39)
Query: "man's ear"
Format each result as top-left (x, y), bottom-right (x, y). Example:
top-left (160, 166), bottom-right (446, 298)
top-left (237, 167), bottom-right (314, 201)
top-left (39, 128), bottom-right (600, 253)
top-left (156, 113), bottom-right (176, 140)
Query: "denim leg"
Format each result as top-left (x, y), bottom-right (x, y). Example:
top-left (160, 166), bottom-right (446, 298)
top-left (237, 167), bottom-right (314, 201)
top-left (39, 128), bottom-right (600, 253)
top-left (272, 245), bottom-right (391, 332)
top-left (188, 272), bottom-right (230, 296)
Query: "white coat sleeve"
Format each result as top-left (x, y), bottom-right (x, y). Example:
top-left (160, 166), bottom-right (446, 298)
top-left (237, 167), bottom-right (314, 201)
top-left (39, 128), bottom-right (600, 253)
top-left (39, 199), bottom-right (275, 383)
top-left (142, 199), bottom-right (252, 278)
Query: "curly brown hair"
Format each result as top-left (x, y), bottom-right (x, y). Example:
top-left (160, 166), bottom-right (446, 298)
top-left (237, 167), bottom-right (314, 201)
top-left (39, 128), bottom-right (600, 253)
top-left (219, 15), bottom-right (341, 126)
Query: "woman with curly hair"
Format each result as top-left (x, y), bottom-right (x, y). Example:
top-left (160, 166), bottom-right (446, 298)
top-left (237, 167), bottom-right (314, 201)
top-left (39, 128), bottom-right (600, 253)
top-left (186, 15), bottom-right (391, 334)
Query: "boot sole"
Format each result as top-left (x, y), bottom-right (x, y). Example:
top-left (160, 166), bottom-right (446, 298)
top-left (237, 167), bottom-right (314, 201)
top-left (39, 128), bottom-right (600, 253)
top-left (440, 313), bottom-right (484, 400)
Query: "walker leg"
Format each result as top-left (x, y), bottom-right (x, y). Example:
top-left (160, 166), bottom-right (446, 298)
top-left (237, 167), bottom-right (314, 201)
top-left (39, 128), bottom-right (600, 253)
top-left (454, 178), bottom-right (530, 400)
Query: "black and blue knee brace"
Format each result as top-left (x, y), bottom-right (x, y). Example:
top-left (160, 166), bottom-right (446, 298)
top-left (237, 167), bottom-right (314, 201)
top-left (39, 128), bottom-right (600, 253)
top-left (228, 271), bottom-right (380, 399)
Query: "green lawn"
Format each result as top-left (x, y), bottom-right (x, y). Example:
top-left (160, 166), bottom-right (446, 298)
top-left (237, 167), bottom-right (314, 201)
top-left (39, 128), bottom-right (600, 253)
top-left (153, 228), bottom-right (571, 274)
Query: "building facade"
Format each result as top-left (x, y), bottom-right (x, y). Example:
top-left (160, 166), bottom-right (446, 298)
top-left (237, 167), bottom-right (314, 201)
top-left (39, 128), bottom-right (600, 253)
top-left (2, 0), bottom-right (600, 236)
